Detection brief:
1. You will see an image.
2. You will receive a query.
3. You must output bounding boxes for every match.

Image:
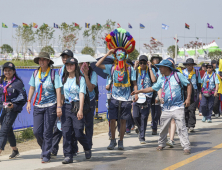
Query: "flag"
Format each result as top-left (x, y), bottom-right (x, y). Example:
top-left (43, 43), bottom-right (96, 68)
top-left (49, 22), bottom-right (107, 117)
top-left (207, 23), bottom-right (213, 29)
top-left (151, 37), bottom-right (157, 41)
top-left (185, 23), bottom-right (190, 29)
top-left (85, 23), bottom-right (90, 28)
top-left (54, 23), bottom-right (58, 28)
top-left (74, 23), bottom-right (79, 29)
top-left (117, 23), bottom-right (121, 28)
top-left (2, 23), bottom-right (8, 28)
top-left (43, 23), bottom-right (48, 27)
top-left (140, 23), bottom-right (145, 29)
top-left (97, 23), bottom-right (102, 28)
top-left (128, 23), bottom-right (132, 28)
top-left (174, 38), bottom-right (179, 43)
top-left (23, 23), bottom-right (29, 27)
top-left (162, 24), bottom-right (169, 30)
top-left (12, 23), bottom-right (18, 28)
top-left (33, 22), bottom-right (38, 28)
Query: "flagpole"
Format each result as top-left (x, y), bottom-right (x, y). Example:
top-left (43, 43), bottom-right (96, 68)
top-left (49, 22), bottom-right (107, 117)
top-left (139, 25), bottom-right (140, 53)
top-left (184, 28), bottom-right (185, 46)
top-left (206, 24), bottom-right (207, 44)
top-left (12, 26), bottom-right (13, 51)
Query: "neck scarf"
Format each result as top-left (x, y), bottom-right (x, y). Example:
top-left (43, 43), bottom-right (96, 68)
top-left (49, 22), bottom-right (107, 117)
top-left (3, 76), bottom-right (16, 102)
top-left (206, 72), bottom-right (213, 89)
top-left (138, 66), bottom-right (148, 88)
top-left (183, 68), bottom-right (195, 79)
top-left (33, 67), bottom-right (50, 105)
top-left (177, 67), bottom-right (183, 73)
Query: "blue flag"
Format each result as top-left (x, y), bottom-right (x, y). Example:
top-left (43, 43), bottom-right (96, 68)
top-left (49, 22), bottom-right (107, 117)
top-left (140, 23), bottom-right (145, 29)
top-left (162, 24), bottom-right (169, 30)
top-left (85, 23), bottom-right (90, 28)
top-left (54, 23), bottom-right (58, 28)
top-left (13, 23), bottom-right (18, 28)
top-left (128, 23), bottom-right (132, 28)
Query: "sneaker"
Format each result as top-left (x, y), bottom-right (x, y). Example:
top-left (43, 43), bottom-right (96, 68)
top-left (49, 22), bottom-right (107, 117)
top-left (42, 157), bottom-right (50, 163)
top-left (156, 146), bottom-right (164, 151)
top-left (166, 140), bottom-right (174, 148)
top-left (172, 140), bottom-right (175, 145)
top-left (189, 127), bottom-right (195, 132)
top-left (85, 150), bottom-right (91, 159)
top-left (125, 128), bottom-right (131, 135)
top-left (202, 117), bottom-right (206, 122)
top-left (118, 140), bottom-right (124, 150)
top-left (207, 119), bottom-right (212, 123)
top-left (152, 129), bottom-right (157, 135)
top-left (62, 157), bottom-right (73, 164)
top-left (215, 114), bottom-right (219, 118)
top-left (107, 139), bottom-right (117, 150)
top-left (9, 150), bottom-right (20, 159)
top-left (184, 149), bottom-right (191, 155)
top-left (140, 140), bottom-right (146, 144)
top-left (135, 127), bottom-right (139, 134)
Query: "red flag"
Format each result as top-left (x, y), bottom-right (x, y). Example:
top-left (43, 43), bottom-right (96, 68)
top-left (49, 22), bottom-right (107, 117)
top-left (74, 23), bottom-right (79, 28)
top-left (174, 38), bottom-right (179, 43)
top-left (117, 23), bottom-right (121, 28)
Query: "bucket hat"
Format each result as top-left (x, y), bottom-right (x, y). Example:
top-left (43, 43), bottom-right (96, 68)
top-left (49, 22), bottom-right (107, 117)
top-left (183, 58), bottom-right (197, 65)
top-left (155, 59), bottom-right (179, 72)
top-left (34, 52), bottom-right (54, 65)
top-left (151, 54), bottom-right (162, 63)
top-left (178, 63), bottom-right (186, 68)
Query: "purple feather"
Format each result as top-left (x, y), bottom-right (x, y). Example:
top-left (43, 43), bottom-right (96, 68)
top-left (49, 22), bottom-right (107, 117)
top-left (127, 35), bottom-right (133, 41)
top-left (110, 32), bottom-right (115, 37)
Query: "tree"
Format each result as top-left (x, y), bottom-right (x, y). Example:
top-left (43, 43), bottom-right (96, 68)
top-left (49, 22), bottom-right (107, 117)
top-left (81, 46), bottom-right (95, 56)
top-left (35, 23), bottom-right (54, 51)
top-left (59, 22), bottom-right (81, 52)
top-left (144, 37), bottom-right (163, 54)
top-left (167, 45), bottom-right (179, 58)
top-left (1, 44), bottom-right (13, 54)
top-left (128, 49), bottom-right (139, 61)
top-left (41, 46), bottom-right (55, 55)
top-left (208, 50), bottom-right (222, 60)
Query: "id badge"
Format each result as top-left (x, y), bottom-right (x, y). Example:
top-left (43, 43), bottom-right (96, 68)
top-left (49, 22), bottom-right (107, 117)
top-left (161, 92), bottom-right (165, 98)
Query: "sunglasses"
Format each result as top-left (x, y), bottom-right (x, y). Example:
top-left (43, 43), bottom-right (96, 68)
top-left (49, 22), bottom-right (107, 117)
top-left (139, 61), bottom-right (147, 65)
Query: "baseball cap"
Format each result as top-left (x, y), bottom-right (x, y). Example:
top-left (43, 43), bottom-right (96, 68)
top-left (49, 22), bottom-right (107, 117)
top-left (61, 49), bottom-right (73, 57)
top-left (65, 57), bottom-right (78, 65)
top-left (3, 62), bottom-right (15, 71)
top-left (139, 55), bottom-right (148, 62)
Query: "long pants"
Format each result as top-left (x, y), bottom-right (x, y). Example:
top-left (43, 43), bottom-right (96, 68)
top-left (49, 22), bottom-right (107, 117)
top-left (133, 98), bottom-right (151, 141)
top-left (185, 102), bottom-right (197, 128)
top-left (0, 109), bottom-right (18, 150)
top-left (61, 103), bottom-right (90, 158)
top-left (126, 113), bottom-right (134, 131)
top-left (213, 96), bottom-right (220, 116)
top-left (200, 95), bottom-right (214, 120)
top-left (51, 119), bottom-right (78, 155)
top-left (158, 108), bottom-right (190, 150)
top-left (33, 104), bottom-right (57, 159)
top-left (151, 105), bottom-right (161, 130)
top-left (84, 99), bottom-right (95, 149)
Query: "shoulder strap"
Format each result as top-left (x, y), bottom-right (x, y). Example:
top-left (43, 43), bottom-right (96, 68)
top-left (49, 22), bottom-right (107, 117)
top-left (111, 65), bottom-right (115, 77)
top-left (127, 66), bottom-right (131, 78)
top-left (195, 69), bottom-right (198, 78)
top-left (174, 71), bottom-right (181, 85)
top-left (33, 69), bottom-right (38, 78)
top-left (58, 67), bottom-right (63, 76)
top-left (136, 67), bottom-right (138, 81)
top-left (50, 69), bottom-right (55, 85)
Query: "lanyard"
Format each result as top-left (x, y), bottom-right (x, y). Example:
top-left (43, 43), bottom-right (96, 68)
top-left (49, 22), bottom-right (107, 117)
top-left (206, 73), bottom-right (213, 90)
top-left (163, 72), bottom-right (174, 101)
top-left (68, 77), bottom-right (76, 102)
top-left (140, 71), bottom-right (147, 89)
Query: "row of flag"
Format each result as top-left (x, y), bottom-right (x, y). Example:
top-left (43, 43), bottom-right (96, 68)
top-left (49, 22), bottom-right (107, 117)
top-left (1, 22), bottom-right (215, 30)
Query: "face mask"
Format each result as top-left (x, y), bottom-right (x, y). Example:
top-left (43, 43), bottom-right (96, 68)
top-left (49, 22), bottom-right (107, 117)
top-left (116, 50), bottom-right (126, 61)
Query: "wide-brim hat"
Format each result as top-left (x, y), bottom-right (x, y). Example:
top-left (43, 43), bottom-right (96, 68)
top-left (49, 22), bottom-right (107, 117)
top-left (151, 54), bottom-right (162, 62)
top-left (34, 52), bottom-right (54, 65)
top-left (178, 63), bottom-right (186, 68)
top-left (183, 58), bottom-right (197, 65)
top-left (155, 59), bottom-right (179, 72)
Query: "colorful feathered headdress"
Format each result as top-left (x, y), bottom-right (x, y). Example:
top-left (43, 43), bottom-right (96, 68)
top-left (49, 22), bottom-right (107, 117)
top-left (105, 28), bottom-right (136, 55)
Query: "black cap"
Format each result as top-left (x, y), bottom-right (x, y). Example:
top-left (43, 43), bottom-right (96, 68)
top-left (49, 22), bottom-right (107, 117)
top-left (139, 55), bottom-right (148, 62)
top-left (60, 49), bottom-right (73, 57)
top-left (201, 63), bottom-right (207, 67)
top-left (206, 63), bottom-right (213, 67)
top-left (211, 60), bottom-right (217, 64)
top-left (65, 57), bottom-right (78, 65)
top-left (3, 62), bottom-right (15, 71)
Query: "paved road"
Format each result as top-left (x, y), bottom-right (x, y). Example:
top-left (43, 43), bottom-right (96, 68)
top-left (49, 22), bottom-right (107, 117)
top-left (1, 114), bottom-right (222, 170)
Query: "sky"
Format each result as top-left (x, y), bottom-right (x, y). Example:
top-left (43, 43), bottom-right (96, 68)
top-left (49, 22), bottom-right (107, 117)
top-left (0, 0), bottom-right (222, 53)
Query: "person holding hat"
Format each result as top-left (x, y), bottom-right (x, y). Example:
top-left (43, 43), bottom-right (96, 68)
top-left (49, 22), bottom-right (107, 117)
top-left (0, 62), bottom-right (27, 160)
top-left (132, 55), bottom-right (156, 144)
top-left (79, 60), bottom-right (98, 150)
top-left (26, 52), bottom-right (63, 163)
top-left (182, 58), bottom-right (202, 132)
top-left (60, 58), bottom-right (91, 164)
top-left (51, 49), bottom-right (78, 157)
top-left (151, 54), bottom-right (162, 65)
top-left (200, 63), bottom-right (219, 123)
top-left (131, 59), bottom-right (192, 155)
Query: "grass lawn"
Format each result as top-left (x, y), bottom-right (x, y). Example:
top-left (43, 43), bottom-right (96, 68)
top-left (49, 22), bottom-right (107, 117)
top-left (0, 60), bottom-right (38, 67)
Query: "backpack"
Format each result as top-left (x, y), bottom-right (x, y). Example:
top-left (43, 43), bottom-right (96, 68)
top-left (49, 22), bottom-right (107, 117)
top-left (33, 69), bottom-right (55, 87)
top-left (88, 67), bottom-right (99, 100)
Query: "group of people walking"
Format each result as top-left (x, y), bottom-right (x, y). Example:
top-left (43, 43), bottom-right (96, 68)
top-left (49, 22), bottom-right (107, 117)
top-left (0, 28), bottom-right (221, 164)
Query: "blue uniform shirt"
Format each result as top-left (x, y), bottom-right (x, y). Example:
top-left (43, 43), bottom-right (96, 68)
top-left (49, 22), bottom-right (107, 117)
top-left (152, 72), bottom-right (190, 111)
top-left (29, 70), bottom-right (62, 105)
top-left (201, 72), bottom-right (219, 90)
top-left (103, 64), bottom-right (136, 101)
top-left (63, 76), bottom-right (86, 103)
top-left (182, 69), bottom-right (201, 90)
top-left (137, 68), bottom-right (156, 98)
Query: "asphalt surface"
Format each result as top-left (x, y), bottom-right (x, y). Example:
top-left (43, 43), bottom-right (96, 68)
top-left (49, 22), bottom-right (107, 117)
top-left (1, 114), bottom-right (222, 170)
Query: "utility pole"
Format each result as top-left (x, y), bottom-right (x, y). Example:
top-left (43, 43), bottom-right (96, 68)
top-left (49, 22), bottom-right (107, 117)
top-left (175, 34), bottom-right (177, 64)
